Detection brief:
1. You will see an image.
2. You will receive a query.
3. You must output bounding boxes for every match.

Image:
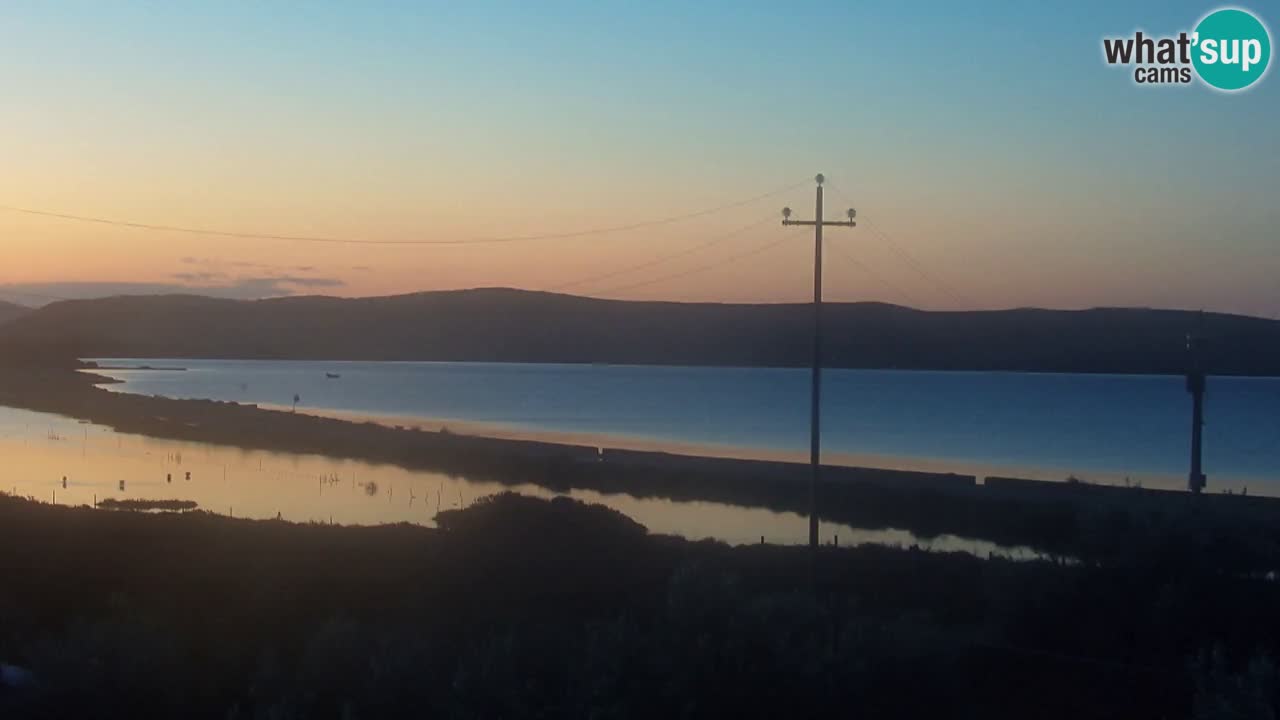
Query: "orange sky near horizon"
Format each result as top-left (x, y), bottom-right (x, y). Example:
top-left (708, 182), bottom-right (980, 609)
top-left (2, 171), bottom-right (1270, 317)
top-left (2, 3), bottom-right (1277, 317)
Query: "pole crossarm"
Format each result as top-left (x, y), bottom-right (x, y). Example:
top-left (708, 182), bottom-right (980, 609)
top-left (782, 220), bottom-right (856, 228)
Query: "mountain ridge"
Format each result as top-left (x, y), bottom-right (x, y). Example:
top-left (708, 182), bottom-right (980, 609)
top-left (1, 288), bottom-right (1277, 375)
top-left (0, 300), bottom-right (30, 326)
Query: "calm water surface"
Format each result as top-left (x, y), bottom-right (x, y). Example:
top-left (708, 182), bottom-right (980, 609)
top-left (0, 405), bottom-right (1028, 554)
top-left (90, 359), bottom-right (1280, 492)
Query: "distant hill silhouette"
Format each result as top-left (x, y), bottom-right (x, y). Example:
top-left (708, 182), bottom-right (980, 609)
top-left (0, 300), bottom-right (29, 326)
top-left (1, 288), bottom-right (1278, 375)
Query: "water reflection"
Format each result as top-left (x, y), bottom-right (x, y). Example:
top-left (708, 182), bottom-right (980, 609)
top-left (0, 405), bottom-right (1037, 557)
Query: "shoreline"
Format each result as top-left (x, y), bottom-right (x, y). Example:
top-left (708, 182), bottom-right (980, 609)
top-left (284, 405), bottom-right (1199, 490)
top-left (281, 405), bottom-right (1072, 478)
top-left (87, 361), bottom-right (1276, 490)
top-left (106, 386), bottom-right (1200, 493)
top-left (77, 355), bottom-right (1280, 380)
top-left (5, 364), bottom-right (1280, 556)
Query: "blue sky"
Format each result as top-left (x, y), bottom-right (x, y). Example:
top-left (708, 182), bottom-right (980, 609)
top-left (1, 1), bottom-right (1276, 314)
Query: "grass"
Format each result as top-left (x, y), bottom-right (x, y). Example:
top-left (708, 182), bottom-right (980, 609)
top-left (2, 491), bottom-right (1280, 717)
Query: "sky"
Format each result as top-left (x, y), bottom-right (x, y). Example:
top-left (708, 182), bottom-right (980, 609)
top-left (1, 1), bottom-right (1277, 315)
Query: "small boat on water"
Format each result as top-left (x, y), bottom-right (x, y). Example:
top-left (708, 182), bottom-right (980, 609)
top-left (325, 372), bottom-right (341, 379)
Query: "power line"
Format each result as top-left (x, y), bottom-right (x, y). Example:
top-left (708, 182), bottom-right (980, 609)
top-left (591, 227), bottom-right (805, 296)
top-left (827, 239), bottom-right (920, 308)
top-left (0, 179), bottom-right (808, 247)
top-left (0, 218), bottom-right (781, 304)
top-left (861, 216), bottom-right (972, 306)
top-left (824, 181), bottom-right (972, 306)
top-left (546, 214), bottom-right (777, 292)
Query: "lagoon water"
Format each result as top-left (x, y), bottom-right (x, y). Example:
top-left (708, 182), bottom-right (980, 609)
top-left (0, 404), bottom-right (1032, 554)
top-left (89, 359), bottom-right (1280, 493)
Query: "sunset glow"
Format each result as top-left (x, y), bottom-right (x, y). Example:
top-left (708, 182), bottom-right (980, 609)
top-left (2, 1), bottom-right (1276, 315)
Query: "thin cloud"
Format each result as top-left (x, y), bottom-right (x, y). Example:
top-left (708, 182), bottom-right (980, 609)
top-left (0, 275), bottom-right (346, 307)
top-left (171, 271), bottom-right (230, 283)
top-left (188, 257), bottom-right (325, 275)
top-left (250, 275), bottom-right (344, 289)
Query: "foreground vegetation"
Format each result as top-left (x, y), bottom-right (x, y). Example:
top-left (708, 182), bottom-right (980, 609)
top-left (2, 492), bottom-right (1280, 718)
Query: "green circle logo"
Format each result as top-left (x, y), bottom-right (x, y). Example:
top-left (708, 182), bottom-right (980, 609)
top-left (1192, 8), bottom-right (1271, 91)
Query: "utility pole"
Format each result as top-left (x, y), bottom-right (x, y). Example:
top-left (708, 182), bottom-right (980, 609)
top-left (782, 174), bottom-right (856, 552)
top-left (1186, 332), bottom-right (1207, 494)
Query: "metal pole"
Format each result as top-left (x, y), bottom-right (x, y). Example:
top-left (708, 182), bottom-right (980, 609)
top-left (1187, 334), bottom-right (1207, 493)
top-left (1190, 384), bottom-right (1204, 492)
top-left (781, 174), bottom-right (854, 558)
top-left (809, 178), bottom-right (824, 550)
